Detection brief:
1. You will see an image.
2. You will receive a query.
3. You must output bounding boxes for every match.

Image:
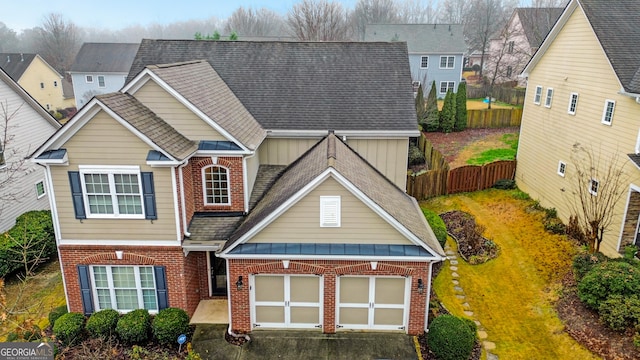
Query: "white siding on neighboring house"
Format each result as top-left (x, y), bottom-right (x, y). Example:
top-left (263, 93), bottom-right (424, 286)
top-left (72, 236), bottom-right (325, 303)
top-left (71, 73), bottom-right (127, 109)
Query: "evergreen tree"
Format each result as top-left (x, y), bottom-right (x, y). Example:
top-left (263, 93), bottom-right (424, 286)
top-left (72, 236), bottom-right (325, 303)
top-left (415, 84), bottom-right (427, 129)
top-left (440, 89), bottom-right (456, 133)
top-left (455, 82), bottom-right (468, 131)
top-left (424, 81), bottom-right (440, 132)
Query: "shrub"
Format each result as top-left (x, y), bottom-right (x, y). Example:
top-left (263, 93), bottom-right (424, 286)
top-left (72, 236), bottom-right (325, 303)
top-left (422, 209), bottom-right (447, 248)
top-left (116, 309), bottom-right (151, 343)
top-left (6, 332), bottom-right (19, 342)
top-left (566, 215), bottom-right (586, 245)
top-left (572, 251), bottom-right (607, 281)
top-left (0, 210), bottom-right (56, 277)
top-left (48, 305), bottom-right (68, 328)
top-left (624, 245), bottom-right (639, 261)
top-left (454, 82), bottom-right (467, 132)
top-left (86, 309), bottom-right (119, 338)
top-left (53, 312), bottom-right (85, 345)
top-left (427, 314), bottom-right (475, 360)
top-left (22, 324), bottom-right (42, 341)
top-left (599, 294), bottom-right (640, 331)
top-left (578, 261), bottom-right (640, 310)
top-left (152, 307), bottom-right (190, 345)
top-left (493, 179), bottom-right (516, 189)
top-left (408, 145), bottom-right (426, 166)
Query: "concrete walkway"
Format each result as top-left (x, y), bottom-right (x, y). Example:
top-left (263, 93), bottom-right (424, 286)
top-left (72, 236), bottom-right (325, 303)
top-left (192, 324), bottom-right (419, 360)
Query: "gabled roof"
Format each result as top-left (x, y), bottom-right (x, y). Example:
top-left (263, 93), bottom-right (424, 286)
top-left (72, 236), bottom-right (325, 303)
top-left (127, 40), bottom-right (418, 132)
top-left (70, 43), bottom-right (139, 73)
top-left (222, 133), bottom-right (445, 258)
top-left (0, 53), bottom-right (37, 81)
top-left (144, 60), bottom-right (266, 150)
top-left (364, 24), bottom-right (466, 54)
top-left (514, 8), bottom-right (563, 49)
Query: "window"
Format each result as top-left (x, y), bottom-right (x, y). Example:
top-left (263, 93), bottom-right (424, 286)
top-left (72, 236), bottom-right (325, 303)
top-left (0, 142), bottom-right (5, 167)
top-left (601, 99), bottom-right (615, 125)
top-left (557, 161), bottom-right (566, 177)
top-left (508, 41), bottom-right (514, 54)
top-left (544, 88), bottom-right (553, 108)
top-left (439, 56), bottom-right (455, 69)
top-left (420, 56), bottom-right (428, 69)
top-left (35, 180), bottom-right (46, 198)
top-left (440, 81), bottom-right (455, 94)
top-left (40, 82), bottom-right (44, 89)
top-left (506, 66), bottom-right (513, 78)
top-left (203, 166), bottom-right (230, 205)
top-left (80, 166), bottom-right (144, 218)
top-left (589, 178), bottom-right (599, 196)
top-left (533, 86), bottom-right (542, 105)
top-left (53, 81), bottom-right (58, 87)
top-left (86, 75), bottom-right (93, 83)
top-left (320, 196), bottom-right (341, 227)
top-left (98, 75), bottom-right (105, 88)
top-left (91, 266), bottom-right (158, 312)
top-left (635, 129), bottom-right (640, 154)
top-left (568, 93), bottom-right (579, 115)
top-left (45, 104), bottom-right (50, 110)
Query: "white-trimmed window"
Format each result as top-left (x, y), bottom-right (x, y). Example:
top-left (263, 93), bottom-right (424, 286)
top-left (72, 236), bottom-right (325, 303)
top-left (86, 75), bottom-right (93, 83)
top-left (420, 56), bottom-right (429, 69)
top-left (589, 178), bottom-right (599, 196)
top-left (439, 56), bottom-right (455, 69)
top-left (40, 82), bottom-right (44, 89)
top-left (35, 180), bottom-right (46, 198)
top-left (91, 265), bottom-right (158, 312)
top-left (601, 99), bottom-right (615, 125)
top-left (440, 81), bottom-right (455, 94)
top-left (203, 165), bottom-right (230, 205)
top-left (53, 80), bottom-right (58, 87)
top-left (79, 166), bottom-right (144, 218)
top-left (544, 88), bottom-right (553, 108)
top-left (568, 93), bottom-right (579, 115)
top-left (98, 75), bottom-right (105, 88)
top-left (557, 161), bottom-right (566, 177)
top-left (533, 86), bottom-right (542, 105)
top-left (320, 196), bottom-right (341, 227)
top-left (506, 66), bottom-right (513, 78)
top-left (507, 41), bottom-right (514, 53)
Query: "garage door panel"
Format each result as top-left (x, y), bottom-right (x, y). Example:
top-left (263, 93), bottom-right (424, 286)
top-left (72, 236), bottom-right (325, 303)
top-left (255, 276), bottom-right (284, 302)
top-left (290, 306), bottom-right (320, 324)
top-left (339, 277), bottom-right (369, 303)
top-left (290, 276), bottom-right (319, 302)
top-left (373, 308), bottom-right (404, 326)
top-left (375, 278), bottom-right (405, 305)
top-left (255, 306), bottom-right (285, 323)
top-left (339, 308), bottom-right (368, 325)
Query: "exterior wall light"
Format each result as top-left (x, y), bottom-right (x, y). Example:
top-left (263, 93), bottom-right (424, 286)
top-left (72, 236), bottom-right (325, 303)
top-left (236, 276), bottom-right (244, 290)
top-left (417, 278), bottom-right (424, 294)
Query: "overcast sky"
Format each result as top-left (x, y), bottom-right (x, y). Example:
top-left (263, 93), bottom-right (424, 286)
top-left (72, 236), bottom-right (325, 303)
top-left (3, 0), bottom-right (360, 32)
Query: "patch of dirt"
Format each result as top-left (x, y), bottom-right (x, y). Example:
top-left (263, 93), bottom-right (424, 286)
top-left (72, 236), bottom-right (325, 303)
top-left (440, 210), bottom-right (499, 264)
top-left (424, 127), bottom-right (519, 168)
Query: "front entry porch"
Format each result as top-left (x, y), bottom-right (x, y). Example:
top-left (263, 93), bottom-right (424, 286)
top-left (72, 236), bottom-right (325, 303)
top-left (190, 299), bottom-right (229, 324)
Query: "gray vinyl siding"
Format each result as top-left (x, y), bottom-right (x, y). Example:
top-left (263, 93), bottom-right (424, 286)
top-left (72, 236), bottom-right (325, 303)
top-left (71, 72), bottom-right (127, 108)
top-left (409, 53), bottom-right (464, 98)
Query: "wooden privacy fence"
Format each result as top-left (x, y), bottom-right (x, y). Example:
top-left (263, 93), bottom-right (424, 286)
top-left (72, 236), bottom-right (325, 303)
top-left (447, 161), bottom-right (517, 194)
top-left (467, 108), bottom-right (522, 128)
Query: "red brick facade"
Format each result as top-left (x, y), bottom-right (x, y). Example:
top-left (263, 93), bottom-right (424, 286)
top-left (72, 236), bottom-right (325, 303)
top-left (227, 259), bottom-right (432, 335)
top-left (185, 156), bottom-right (244, 216)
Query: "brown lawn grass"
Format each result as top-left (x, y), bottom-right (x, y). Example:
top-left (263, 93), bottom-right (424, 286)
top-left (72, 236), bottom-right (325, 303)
top-left (438, 98), bottom-right (517, 111)
top-left (424, 189), bottom-right (600, 360)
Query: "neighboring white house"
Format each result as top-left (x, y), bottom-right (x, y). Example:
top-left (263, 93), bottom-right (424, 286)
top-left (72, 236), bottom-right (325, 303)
top-left (0, 67), bottom-right (61, 232)
top-left (68, 43), bottom-right (139, 109)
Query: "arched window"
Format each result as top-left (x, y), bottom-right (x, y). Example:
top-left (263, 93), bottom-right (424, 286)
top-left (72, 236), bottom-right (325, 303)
top-left (203, 166), bottom-right (230, 205)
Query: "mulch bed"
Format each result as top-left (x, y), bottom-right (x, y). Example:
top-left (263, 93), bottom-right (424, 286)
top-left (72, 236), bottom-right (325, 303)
top-left (423, 127), bottom-right (519, 163)
top-left (440, 211), bottom-right (499, 264)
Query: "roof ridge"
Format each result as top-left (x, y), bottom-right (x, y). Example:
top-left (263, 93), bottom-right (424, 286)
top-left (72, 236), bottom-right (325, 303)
top-left (151, 60), bottom-right (207, 69)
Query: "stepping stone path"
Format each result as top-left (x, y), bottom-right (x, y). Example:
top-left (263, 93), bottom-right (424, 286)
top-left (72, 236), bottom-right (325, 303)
top-left (443, 246), bottom-right (499, 359)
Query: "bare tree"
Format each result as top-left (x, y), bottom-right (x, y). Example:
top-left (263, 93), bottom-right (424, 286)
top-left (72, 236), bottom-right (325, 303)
top-left (287, 0), bottom-right (351, 41)
top-left (224, 7), bottom-right (285, 37)
top-left (351, 0), bottom-right (399, 41)
top-left (0, 100), bottom-right (28, 219)
top-left (565, 143), bottom-right (629, 253)
top-left (397, 0), bottom-right (440, 23)
top-left (439, 0), bottom-right (469, 23)
top-left (0, 22), bottom-right (19, 52)
top-left (35, 13), bottom-right (83, 74)
top-left (484, 20), bottom-right (531, 87)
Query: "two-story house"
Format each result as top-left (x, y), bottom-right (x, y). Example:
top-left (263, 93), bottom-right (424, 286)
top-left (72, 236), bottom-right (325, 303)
top-left (31, 40), bottom-right (445, 336)
top-left (0, 67), bottom-right (61, 232)
top-left (0, 53), bottom-right (74, 112)
top-left (365, 24), bottom-right (465, 98)
top-left (516, 0), bottom-right (640, 257)
top-left (68, 43), bottom-right (139, 109)
top-left (486, 7), bottom-right (562, 87)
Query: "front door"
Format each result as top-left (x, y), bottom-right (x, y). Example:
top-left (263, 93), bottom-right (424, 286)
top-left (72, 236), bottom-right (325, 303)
top-left (209, 252), bottom-right (227, 296)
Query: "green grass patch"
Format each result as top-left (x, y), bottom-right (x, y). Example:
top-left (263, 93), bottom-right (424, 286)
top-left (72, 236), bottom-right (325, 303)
top-left (466, 133), bottom-right (518, 165)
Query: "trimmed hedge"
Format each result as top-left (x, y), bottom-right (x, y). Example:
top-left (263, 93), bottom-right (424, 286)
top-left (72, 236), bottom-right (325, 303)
top-left (427, 315), bottom-right (476, 360)
top-left (0, 210), bottom-right (55, 277)
top-left (86, 309), bottom-right (119, 338)
top-left (572, 251), bottom-right (607, 281)
top-left (599, 294), bottom-right (640, 331)
top-left (578, 261), bottom-right (640, 310)
top-left (152, 307), bottom-right (190, 345)
top-left (422, 209), bottom-right (447, 248)
top-left (53, 312), bottom-right (85, 345)
top-left (116, 309), bottom-right (151, 343)
top-left (48, 305), bottom-right (68, 328)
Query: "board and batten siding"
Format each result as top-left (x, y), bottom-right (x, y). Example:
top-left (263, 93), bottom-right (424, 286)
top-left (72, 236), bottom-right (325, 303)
top-left (258, 137), bottom-right (321, 165)
top-left (515, 5), bottom-right (640, 256)
top-left (248, 177), bottom-right (412, 245)
top-left (131, 80), bottom-right (226, 141)
top-left (50, 110), bottom-right (178, 241)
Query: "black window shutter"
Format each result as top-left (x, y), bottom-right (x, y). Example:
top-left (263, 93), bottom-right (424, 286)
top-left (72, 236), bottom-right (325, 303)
top-left (77, 265), bottom-right (94, 315)
top-left (154, 266), bottom-right (168, 310)
top-left (141, 172), bottom-right (157, 220)
top-left (68, 171), bottom-right (86, 219)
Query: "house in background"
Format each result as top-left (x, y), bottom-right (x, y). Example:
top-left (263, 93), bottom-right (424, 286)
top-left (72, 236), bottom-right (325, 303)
top-left (68, 43), bottom-right (139, 109)
top-left (0, 53), bottom-right (75, 112)
top-left (365, 24), bottom-right (465, 97)
top-left (516, 0), bottom-right (640, 257)
top-left (0, 67), bottom-right (61, 232)
top-left (486, 7), bottom-right (563, 87)
top-left (31, 40), bottom-right (445, 336)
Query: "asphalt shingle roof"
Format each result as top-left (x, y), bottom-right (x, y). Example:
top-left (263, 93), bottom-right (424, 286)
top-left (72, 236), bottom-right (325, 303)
top-left (96, 93), bottom-right (197, 160)
top-left (70, 43), bottom-right (139, 73)
top-left (364, 24), bottom-right (466, 54)
top-left (128, 40), bottom-right (418, 132)
top-left (0, 53), bottom-right (36, 81)
top-left (515, 8), bottom-right (563, 49)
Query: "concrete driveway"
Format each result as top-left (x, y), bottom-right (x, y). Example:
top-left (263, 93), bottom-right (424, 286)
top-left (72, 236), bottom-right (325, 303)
top-left (191, 324), bottom-right (419, 360)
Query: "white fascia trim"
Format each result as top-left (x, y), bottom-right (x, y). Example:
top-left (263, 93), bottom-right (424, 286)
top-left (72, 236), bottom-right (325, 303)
top-left (146, 161), bottom-right (183, 167)
top-left (220, 254), bottom-right (438, 262)
top-left (195, 150), bottom-right (251, 156)
top-left (32, 153), bottom-right (68, 165)
top-left (124, 70), bottom-right (251, 153)
top-left (59, 239), bottom-right (182, 246)
top-left (266, 130), bottom-right (419, 137)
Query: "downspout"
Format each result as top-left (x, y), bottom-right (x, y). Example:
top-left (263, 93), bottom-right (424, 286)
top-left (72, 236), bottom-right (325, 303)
top-left (178, 160), bottom-right (191, 237)
top-left (225, 259), bottom-right (251, 341)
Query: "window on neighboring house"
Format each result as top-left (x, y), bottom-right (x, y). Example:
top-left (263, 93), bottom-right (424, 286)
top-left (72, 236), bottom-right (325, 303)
top-left (506, 66), bottom-right (513, 78)
top-left (557, 161), bottom-right (566, 177)
top-left (601, 99), bottom-right (615, 125)
top-left (40, 82), bottom-right (44, 89)
top-left (320, 196), bottom-right (341, 227)
top-left (35, 180), bottom-right (46, 198)
top-left (53, 81), bottom-right (58, 87)
top-left (508, 41), bottom-right (514, 53)
top-left (440, 81), bottom-right (455, 94)
top-left (439, 56), bottom-right (455, 69)
top-left (86, 75), bottom-right (93, 83)
top-left (203, 165), bottom-right (230, 205)
top-left (420, 56), bottom-right (428, 69)
top-left (533, 85), bottom-right (542, 104)
top-left (589, 178), bottom-right (599, 196)
top-left (98, 75), bottom-right (105, 88)
top-left (568, 93), bottom-right (579, 115)
top-left (544, 88), bottom-right (553, 108)
top-left (80, 167), bottom-right (144, 218)
top-left (0, 142), bottom-right (5, 167)
top-left (91, 265), bottom-right (158, 312)
top-left (412, 81), bottom-right (421, 94)
top-left (45, 104), bottom-right (50, 110)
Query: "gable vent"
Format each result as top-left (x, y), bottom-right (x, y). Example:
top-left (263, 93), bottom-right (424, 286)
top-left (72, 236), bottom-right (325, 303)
top-left (320, 196), bottom-right (341, 227)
